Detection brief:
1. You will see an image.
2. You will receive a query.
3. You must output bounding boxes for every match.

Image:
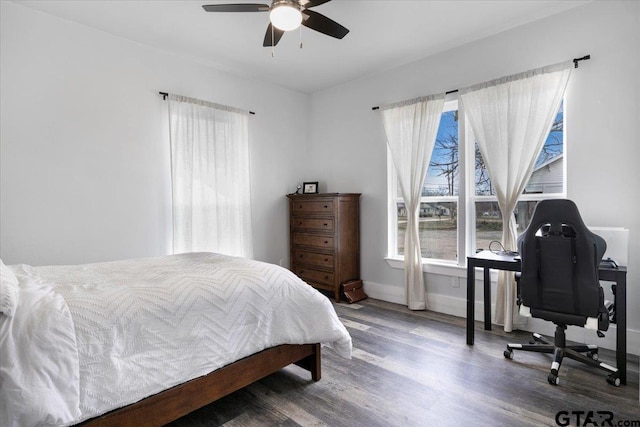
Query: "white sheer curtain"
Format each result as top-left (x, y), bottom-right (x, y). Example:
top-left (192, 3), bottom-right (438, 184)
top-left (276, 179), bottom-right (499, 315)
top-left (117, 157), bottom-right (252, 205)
top-left (381, 94), bottom-right (445, 310)
top-left (459, 61), bottom-right (572, 331)
top-left (168, 94), bottom-right (253, 258)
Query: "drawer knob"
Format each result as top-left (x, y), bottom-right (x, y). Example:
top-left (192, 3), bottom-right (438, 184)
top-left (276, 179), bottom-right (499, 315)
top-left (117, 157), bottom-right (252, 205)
top-left (325, 276), bottom-right (329, 279)
top-left (324, 241), bottom-right (329, 244)
top-left (324, 258), bottom-right (328, 262)
top-left (324, 205), bottom-right (328, 208)
top-left (323, 223), bottom-right (328, 227)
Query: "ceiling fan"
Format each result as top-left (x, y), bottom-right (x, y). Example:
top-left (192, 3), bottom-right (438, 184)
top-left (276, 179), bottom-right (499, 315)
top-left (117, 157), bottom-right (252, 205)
top-left (202, 0), bottom-right (349, 47)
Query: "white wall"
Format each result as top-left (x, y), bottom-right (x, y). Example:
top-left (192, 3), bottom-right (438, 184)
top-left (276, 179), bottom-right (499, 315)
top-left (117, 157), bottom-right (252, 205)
top-left (2, 1), bottom-right (638, 353)
top-left (308, 1), bottom-right (640, 351)
top-left (0, 1), bottom-right (308, 266)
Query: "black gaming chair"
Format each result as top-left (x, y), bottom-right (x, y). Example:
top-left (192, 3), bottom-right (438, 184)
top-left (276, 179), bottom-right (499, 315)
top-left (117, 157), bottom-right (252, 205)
top-left (503, 199), bottom-right (620, 386)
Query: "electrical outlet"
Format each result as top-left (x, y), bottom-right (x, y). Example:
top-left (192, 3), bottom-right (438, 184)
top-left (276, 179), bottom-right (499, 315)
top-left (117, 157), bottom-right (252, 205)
top-left (451, 277), bottom-right (459, 288)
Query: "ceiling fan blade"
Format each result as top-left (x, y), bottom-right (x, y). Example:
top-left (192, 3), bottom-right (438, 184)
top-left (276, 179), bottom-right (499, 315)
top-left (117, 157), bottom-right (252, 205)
top-left (301, 9), bottom-right (349, 39)
top-left (202, 4), bottom-right (269, 12)
top-left (302, 0), bottom-right (332, 8)
top-left (263, 23), bottom-right (285, 47)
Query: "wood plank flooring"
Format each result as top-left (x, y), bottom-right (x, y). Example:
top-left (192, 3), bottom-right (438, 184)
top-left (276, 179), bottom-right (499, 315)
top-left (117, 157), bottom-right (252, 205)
top-left (168, 298), bottom-right (640, 426)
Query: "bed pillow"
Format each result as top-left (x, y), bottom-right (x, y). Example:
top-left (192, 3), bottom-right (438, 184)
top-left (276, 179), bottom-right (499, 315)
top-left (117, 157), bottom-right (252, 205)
top-left (1, 259), bottom-right (20, 317)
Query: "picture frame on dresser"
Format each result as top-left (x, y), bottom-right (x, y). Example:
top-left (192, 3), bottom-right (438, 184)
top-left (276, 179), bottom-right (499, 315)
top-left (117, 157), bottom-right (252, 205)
top-left (302, 182), bottom-right (319, 194)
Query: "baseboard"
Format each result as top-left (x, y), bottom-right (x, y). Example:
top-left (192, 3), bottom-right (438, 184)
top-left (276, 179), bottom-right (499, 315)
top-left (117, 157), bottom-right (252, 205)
top-left (362, 280), bottom-right (639, 356)
top-left (362, 280), bottom-right (405, 305)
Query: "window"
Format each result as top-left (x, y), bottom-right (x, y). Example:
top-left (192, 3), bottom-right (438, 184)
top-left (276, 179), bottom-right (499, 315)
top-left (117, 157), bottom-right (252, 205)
top-left (168, 95), bottom-right (253, 258)
top-left (388, 97), bottom-right (564, 265)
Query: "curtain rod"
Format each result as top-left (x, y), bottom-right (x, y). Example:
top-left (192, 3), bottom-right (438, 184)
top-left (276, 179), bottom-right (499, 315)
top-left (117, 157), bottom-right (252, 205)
top-left (370, 55), bottom-right (590, 111)
top-left (159, 92), bottom-right (255, 115)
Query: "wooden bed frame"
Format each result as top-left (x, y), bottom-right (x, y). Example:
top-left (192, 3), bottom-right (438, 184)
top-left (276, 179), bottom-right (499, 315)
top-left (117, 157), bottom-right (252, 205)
top-left (78, 343), bottom-right (321, 426)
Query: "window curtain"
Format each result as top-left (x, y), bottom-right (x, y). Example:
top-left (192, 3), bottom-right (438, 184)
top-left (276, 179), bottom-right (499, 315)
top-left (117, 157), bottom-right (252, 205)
top-left (168, 94), bottom-right (253, 258)
top-left (459, 61), bottom-right (572, 331)
top-left (381, 94), bottom-right (445, 310)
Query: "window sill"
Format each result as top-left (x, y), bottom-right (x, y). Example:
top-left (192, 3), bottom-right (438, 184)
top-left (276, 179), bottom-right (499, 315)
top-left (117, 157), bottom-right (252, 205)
top-left (385, 256), bottom-right (503, 281)
top-left (384, 257), bottom-right (467, 278)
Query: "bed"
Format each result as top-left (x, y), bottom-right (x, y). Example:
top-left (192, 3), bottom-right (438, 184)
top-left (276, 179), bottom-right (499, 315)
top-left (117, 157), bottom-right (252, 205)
top-left (0, 252), bottom-right (352, 426)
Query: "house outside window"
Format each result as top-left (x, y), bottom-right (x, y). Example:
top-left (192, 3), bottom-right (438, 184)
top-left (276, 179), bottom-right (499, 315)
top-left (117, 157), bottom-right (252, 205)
top-left (388, 96), bottom-right (565, 266)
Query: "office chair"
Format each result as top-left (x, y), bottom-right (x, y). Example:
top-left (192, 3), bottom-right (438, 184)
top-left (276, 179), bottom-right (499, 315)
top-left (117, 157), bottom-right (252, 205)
top-left (503, 199), bottom-right (620, 386)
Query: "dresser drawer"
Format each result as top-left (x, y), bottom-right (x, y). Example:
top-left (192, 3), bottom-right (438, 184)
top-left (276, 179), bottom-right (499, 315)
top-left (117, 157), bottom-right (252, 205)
top-left (294, 267), bottom-right (334, 286)
top-left (292, 217), bottom-right (334, 232)
top-left (292, 200), bottom-right (334, 214)
top-left (293, 233), bottom-right (334, 249)
top-left (294, 250), bottom-right (334, 268)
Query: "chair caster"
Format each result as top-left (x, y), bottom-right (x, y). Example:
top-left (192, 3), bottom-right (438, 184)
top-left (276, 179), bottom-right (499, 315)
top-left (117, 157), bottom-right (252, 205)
top-left (607, 375), bottom-right (621, 387)
top-left (588, 351), bottom-right (599, 361)
top-left (548, 373), bottom-right (560, 385)
top-left (504, 350), bottom-right (514, 360)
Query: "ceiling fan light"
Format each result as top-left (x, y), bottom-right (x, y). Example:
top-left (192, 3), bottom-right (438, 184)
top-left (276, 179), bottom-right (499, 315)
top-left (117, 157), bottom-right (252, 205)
top-left (270, 2), bottom-right (302, 31)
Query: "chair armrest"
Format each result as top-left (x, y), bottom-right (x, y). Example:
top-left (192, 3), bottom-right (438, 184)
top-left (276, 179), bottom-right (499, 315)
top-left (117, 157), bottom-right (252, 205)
top-left (514, 272), bottom-right (522, 306)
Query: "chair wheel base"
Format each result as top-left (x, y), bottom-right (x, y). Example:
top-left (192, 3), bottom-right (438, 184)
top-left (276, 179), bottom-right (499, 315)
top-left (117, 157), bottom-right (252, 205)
top-left (607, 375), bottom-right (621, 387)
top-left (504, 350), bottom-right (514, 360)
top-left (548, 373), bottom-right (560, 385)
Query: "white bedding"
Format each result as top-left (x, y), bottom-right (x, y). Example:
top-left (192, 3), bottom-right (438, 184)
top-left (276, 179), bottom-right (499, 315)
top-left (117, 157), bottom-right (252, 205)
top-left (0, 253), bottom-right (352, 426)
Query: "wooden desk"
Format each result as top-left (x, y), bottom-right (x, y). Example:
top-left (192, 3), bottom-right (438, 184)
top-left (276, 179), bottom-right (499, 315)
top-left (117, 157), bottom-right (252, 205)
top-left (466, 250), bottom-right (628, 385)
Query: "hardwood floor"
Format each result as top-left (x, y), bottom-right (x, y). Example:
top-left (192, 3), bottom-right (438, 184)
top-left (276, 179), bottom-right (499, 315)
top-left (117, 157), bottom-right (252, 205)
top-left (168, 298), bottom-right (640, 426)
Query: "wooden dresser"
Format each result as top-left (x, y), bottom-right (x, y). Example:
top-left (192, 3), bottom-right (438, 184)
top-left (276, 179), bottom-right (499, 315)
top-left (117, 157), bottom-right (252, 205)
top-left (287, 193), bottom-right (361, 302)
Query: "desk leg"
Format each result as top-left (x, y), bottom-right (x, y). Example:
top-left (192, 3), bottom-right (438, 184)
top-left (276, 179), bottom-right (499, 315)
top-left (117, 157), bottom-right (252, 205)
top-left (484, 268), bottom-right (492, 331)
top-left (616, 273), bottom-right (627, 385)
top-left (467, 261), bottom-right (475, 345)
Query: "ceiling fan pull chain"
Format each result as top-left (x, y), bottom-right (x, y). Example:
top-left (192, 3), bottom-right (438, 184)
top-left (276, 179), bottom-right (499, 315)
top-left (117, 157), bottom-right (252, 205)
top-left (299, 25), bottom-right (303, 49)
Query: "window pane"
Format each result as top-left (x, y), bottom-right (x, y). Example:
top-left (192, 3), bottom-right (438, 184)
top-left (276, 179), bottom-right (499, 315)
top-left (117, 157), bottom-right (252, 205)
top-left (397, 202), bottom-right (458, 261)
top-left (475, 201), bottom-right (538, 251)
top-left (475, 102), bottom-right (564, 196)
top-left (426, 111), bottom-right (459, 196)
top-left (526, 102), bottom-right (564, 194)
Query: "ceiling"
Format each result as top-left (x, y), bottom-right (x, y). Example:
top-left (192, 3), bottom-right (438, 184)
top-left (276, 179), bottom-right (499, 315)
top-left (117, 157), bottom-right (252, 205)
top-left (14, 0), bottom-right (589, 93)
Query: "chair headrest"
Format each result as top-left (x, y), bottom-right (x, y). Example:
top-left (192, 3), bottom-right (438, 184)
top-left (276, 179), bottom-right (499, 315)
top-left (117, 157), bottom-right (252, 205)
top-left (527, 199), bottom-right (586, 232)
top-left (519, 199), bottom-right (606, 259)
